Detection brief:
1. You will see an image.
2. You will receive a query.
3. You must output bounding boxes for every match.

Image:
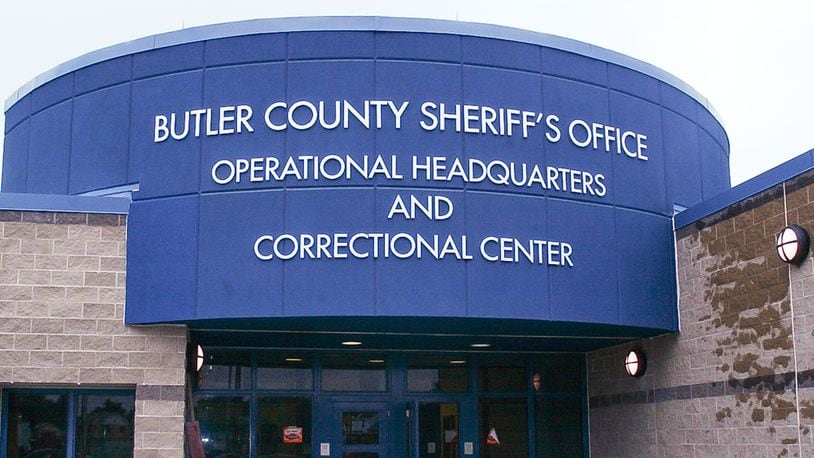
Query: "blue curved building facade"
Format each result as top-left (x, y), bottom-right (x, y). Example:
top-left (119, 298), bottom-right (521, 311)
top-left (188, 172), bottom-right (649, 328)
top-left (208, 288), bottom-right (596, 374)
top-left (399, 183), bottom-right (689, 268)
top-left (3, 17), bottom-right (729, 333)
top-left (0, 17), bottom-right (738, 457)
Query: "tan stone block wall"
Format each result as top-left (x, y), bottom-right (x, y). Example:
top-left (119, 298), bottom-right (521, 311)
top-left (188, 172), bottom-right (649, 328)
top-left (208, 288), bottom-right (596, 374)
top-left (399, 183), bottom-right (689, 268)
top-left (588, 176), bottom-right (814, 457)
top-left (135, 390), bottom-right (186, 458)
top-left (787, 175), bottom-right (814, 453)
top-left (0, 211), bottom-right (187, 457)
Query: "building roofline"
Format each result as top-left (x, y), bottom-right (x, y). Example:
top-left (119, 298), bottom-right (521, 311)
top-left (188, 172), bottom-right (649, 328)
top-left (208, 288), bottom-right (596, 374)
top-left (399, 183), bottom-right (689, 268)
top-left (4, 16), bottom-right (725, 132)
top-left (675, 149), bottom-right (814, 229)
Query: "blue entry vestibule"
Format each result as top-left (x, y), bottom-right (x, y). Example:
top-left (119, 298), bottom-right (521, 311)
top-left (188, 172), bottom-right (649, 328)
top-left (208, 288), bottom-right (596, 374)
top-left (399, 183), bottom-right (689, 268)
top-left (191, 346), bottom-right (586, 457)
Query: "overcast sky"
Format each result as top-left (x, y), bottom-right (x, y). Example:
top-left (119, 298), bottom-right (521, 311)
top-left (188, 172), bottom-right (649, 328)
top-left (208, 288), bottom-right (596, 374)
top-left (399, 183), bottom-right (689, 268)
top-left (1, 0), bottom-right (812, 187)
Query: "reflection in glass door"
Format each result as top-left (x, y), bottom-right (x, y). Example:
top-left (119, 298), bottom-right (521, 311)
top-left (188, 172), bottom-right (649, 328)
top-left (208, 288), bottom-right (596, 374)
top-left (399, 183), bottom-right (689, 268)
top-left (336, 403), bottom-right (389, 458)
top-left (418, 402), bottom-right (458, 458)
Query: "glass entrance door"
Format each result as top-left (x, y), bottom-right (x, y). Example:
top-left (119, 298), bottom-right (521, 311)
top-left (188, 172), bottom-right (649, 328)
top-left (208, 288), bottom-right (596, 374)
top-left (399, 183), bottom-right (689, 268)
top-left (417, 402), bottom-right (459, 458)
top-left (334, 402), bottom-right (390, 458)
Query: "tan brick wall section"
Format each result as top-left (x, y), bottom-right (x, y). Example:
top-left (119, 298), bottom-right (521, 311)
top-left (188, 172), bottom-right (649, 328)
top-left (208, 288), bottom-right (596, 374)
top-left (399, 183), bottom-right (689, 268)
top-left (786, 176), bottom-right (814, 457)
top-left (588, 177), bottom-right (814, 457)
top-left (0, 211), bottom-right (186, 458)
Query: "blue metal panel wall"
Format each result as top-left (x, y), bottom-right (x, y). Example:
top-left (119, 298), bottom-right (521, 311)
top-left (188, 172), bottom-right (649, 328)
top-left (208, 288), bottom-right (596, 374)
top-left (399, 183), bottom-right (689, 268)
top-left (1, 19), bottom-right (731, 334)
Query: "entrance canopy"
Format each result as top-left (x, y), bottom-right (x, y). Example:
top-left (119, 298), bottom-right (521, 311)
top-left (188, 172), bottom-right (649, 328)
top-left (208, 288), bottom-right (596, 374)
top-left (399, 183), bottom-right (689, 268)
top-left (189, 316), bottom-right (664, 353)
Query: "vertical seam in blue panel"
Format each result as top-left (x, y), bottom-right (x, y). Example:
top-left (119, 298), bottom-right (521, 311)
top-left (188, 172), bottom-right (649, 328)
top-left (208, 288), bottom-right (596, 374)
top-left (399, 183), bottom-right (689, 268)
top-left (194, 42), bottom-right (207, 321)
top-left (124, 56), bottom-right (134, 189)
top-left (22, 117), bottom-right (32, 193)
top-left (604, 62), bottom-right (622, 326)
top-left (696, 104), bottom-right (726, 154)
top-left (659, 87), bottom-right (682, 212)
top-left (282, 32), bottom-right (289, 317)
top-left (463, 187), bottom-right (470, 317)
top-left (459, 34), bottom-right (469, 317)
top-left (373, 179), bottom-right (380, 312)
top-left (127, 55), bottom-right (136, 187)
top-left (373, 32), bottom-right (380, 316)
top-left (658, 95), bottom-right (670, 214)
top-left (660, 90), bottom-right (679, 331)
top-left (539, 45), bottom-right (552, 320)
top-left (66, 73), bottom-right (76, 195)
top-left (24, 112), bottom-right (34, 192)
top-left (23, 96), bottom-right (32, 193)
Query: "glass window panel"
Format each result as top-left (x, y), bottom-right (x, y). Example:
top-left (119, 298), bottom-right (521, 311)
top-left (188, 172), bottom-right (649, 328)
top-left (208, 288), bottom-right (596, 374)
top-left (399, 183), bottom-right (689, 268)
top-left (409, 369), bottom-right (441, 392)
top-left (197, 348), bottom-right (252, 390)
top-left (323, 369), bottom-right (386, 392)
top-left (408, 356), bottom-right (468, 393)
top-left (75, 392), bottom-right (135, 457)
top-left (257, 397), bottom-right (311, 458)
top-left (322, 355), bottom-right (386, 392)
top-left (532, 354), bottom-right (583, 393)
top-left (342, 412), bottom-right (380, 445)
top-left (478, 398), bottom-right (528, 458)
top-left (535, 397), bottom-right (583, 457)
top-left (477, 366), bottom-right (526, 392)
top-left (6, 393), bottom-right (67, 458)
top-left (195, 395), bottom-right (250, 457)
top-left (257, 353), bottom-right (313, 390)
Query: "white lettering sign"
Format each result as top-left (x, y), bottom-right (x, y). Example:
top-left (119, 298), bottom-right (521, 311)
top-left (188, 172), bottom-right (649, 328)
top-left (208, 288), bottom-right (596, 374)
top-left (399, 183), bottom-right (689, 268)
top-left (153, 99), bottom-right (650, 161)
top-left (150, 98), bottom-right (660, 268)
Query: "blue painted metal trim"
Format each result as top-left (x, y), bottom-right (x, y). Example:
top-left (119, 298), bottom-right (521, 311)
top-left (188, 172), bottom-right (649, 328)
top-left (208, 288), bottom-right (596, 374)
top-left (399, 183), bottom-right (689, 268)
top-left (0, 390), bottom-right (8, 457)
top-left (0, 192), bottom-right (130, 214)
top-left (4, 16), bottom-right (725, 129)
top-left (66, 392), bottom-right (77, 457)
top-left (78, 183), bottom-right (139, 197)
top-left (675, 149), bottom-right (814, 229)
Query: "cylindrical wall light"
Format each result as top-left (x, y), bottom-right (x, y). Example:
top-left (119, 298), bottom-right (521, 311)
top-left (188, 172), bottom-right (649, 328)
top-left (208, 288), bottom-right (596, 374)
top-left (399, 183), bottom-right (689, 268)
top-left (624, 349), bottom-right (647, 378)
top-left (777, 225), bottom-right (810, 265)
top-left (196, 344), bottom-right (205, 371)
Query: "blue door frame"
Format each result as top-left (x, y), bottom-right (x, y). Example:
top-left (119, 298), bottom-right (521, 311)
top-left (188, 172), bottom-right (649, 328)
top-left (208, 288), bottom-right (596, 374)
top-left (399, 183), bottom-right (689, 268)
top-left (316, 396), bottom-right (473, 458)
top-left (330, 401), bottom-right (390, 457)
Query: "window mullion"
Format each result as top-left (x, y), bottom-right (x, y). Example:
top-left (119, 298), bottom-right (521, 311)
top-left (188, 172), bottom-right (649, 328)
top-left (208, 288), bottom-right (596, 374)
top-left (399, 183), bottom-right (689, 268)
top-left (66, 391), bottom-right (77, 458)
